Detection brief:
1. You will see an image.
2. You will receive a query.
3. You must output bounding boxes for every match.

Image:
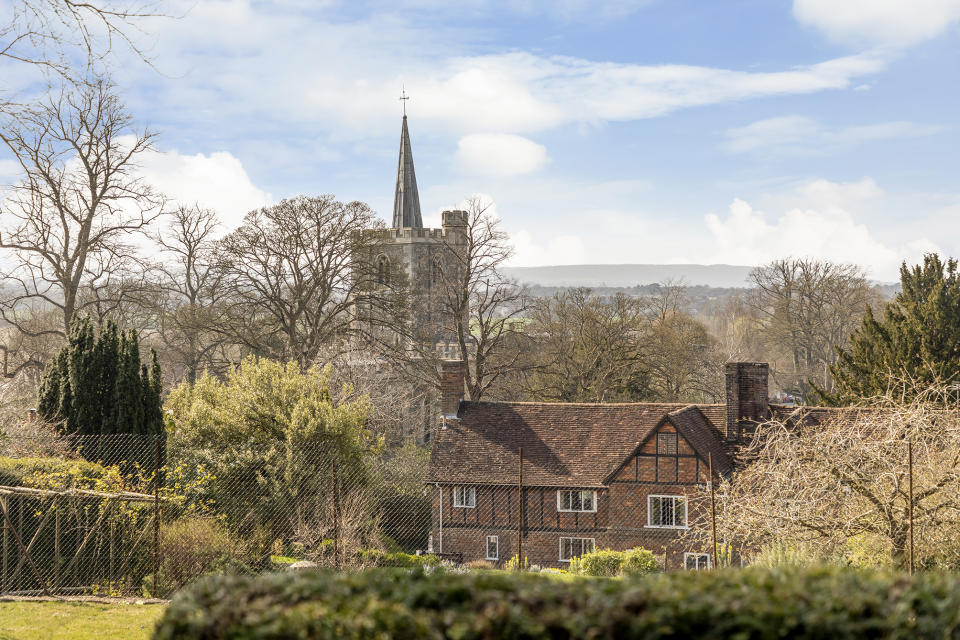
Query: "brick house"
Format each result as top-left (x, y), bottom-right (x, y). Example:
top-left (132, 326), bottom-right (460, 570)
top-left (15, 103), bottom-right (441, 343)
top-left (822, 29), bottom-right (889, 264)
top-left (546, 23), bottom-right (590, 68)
top-left (425, 361), bottom-right (804, 570)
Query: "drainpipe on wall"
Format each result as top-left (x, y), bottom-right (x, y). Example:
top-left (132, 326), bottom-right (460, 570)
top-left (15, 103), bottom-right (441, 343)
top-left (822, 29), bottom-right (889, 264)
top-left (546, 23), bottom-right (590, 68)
top-left (436, 483), bottom-right (443, 554)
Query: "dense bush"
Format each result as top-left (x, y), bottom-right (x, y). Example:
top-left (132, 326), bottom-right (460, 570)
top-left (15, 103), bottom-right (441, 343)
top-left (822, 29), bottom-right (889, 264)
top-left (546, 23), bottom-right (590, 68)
top-left (570, 547), bottom-right (659, 577)
top-left (622, 548), bottom-right (659, 576)
top-left (570, 548), bottom-right (623, 576)
top-left (0, 455), bottom-right (123, 491)
top-left (154, 566), bottom-right (960, 639)
top-left (143, 517), bottom-right (253, 597)
top-left (377, 551), bottom-right (440, 568)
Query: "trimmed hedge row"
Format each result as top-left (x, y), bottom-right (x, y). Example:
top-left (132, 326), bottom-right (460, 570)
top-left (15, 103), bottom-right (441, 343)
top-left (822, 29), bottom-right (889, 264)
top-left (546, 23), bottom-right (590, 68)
top-left (153, 566), bottom-right (960, 639)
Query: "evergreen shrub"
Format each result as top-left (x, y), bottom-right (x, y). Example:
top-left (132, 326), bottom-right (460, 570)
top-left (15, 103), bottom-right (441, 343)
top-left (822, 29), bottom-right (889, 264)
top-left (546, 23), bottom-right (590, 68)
top-left (153, 566), bottom-right (960, 640)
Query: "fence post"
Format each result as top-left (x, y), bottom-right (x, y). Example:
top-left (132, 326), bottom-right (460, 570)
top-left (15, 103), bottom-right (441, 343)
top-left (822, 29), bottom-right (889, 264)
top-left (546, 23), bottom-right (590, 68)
top-left (517, 447), bottom-right (523, 570)
top-left (332, 459), bottom-right (341, 571)
top-left (153, 436), bottom-right (161, 596)
top-left (54, 499), bottom-right (60, 588)
top-left (908, 440), bottom-right (914, 576)
top-left (1, 495), bottom-right (6, 592)
top-left (709, 453), bottom-right (718, 570)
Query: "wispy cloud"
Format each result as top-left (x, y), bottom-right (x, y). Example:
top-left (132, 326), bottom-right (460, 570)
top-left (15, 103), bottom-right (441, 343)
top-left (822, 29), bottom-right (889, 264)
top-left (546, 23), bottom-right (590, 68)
top-left (723, 115), bottom-right (942, 155)
top-left (793, 0), bottom-right (960, 48)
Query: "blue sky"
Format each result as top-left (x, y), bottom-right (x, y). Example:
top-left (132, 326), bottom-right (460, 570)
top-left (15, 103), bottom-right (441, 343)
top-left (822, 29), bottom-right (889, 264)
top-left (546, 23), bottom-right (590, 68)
top-left (6, 0), bottom-right (960, 280)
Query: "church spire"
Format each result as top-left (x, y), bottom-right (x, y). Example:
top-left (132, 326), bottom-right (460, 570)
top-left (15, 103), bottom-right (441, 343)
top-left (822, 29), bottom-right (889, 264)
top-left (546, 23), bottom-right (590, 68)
top-left (392, 93), bottom-right (423, 229)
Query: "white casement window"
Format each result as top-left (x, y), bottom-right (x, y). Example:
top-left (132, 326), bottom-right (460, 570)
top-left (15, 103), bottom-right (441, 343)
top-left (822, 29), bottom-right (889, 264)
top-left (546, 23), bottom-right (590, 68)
top-left (486, 536), bottom-right (499, 560)
top-left (647, 495), bottom-right (687, 528)
top-left (559, 537), bottom-right (595, 562)
top-left (684, 552), bottom-right (710, 570)
top-left (557, 489), bottom-right (597, 513)
top-left (453, 486), bottom-right (476, 508)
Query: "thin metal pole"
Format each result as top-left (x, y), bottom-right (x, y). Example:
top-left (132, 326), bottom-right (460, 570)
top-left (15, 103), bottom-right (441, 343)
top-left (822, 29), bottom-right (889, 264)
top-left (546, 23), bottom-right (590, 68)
top-left (908, 440), bottom-right (914, 576)
top-left (332, 459), bottom-right (341, 571)
top-left (517, 448), bottom-right (523, 570)
top-left (709, 453), bottom-right (718, 570)
top-left (1, 496), bottom-right (7, 592)
top-left (54, 499), bottom-right (60, 588)
top-left (153, 436), bottom-right (160, 596)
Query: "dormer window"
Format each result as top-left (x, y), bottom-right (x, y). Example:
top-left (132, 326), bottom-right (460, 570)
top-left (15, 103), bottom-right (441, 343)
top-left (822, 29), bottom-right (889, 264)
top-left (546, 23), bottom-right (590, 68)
top-left (453, 486), bottom-right (475, 508)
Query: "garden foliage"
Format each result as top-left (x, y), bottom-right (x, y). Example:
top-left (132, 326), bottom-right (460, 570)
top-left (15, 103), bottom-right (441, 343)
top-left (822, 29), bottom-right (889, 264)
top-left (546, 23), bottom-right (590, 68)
top-left (163, 357), bottom-right (380, 551)
top-left (154, 566), bottom-right (960, 640)
top-left (37, 318), bottom-right (164, 436)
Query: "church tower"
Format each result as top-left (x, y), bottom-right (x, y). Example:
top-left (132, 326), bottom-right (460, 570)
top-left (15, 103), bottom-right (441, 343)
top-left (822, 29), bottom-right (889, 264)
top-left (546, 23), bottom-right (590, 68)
top-left (372, 111), bottom-right (467, 352)
top-left (353, 105), bottom-right (469, 444)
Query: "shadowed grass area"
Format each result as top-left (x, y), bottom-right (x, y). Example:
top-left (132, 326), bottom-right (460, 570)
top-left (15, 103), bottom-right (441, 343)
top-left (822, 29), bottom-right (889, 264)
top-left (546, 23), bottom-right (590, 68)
top-left (0, 601), bottom-right (165, 640)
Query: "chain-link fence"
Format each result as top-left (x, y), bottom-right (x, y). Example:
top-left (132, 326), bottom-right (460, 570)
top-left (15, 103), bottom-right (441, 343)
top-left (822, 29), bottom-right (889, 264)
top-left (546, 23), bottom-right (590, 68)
top-left (0, 431), bottom-right (720, 596)
top-left (0, 432), bottom-right (436, 597)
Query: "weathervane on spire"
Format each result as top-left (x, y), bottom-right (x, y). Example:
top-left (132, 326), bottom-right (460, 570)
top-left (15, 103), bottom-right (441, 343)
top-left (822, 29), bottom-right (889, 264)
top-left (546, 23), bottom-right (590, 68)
top-left (399, 86), bottom-right (410, 116)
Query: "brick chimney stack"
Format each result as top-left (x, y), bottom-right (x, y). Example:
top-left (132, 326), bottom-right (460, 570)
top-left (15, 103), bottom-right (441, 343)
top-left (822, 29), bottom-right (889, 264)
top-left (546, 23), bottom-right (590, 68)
top-left (439, 360), bottom-right (466, 418)
top-left (725, 362), bottom-right (769, 442)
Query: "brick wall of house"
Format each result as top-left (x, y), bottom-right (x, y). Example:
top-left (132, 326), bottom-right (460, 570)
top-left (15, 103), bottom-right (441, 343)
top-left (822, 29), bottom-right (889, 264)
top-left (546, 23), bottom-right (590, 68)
top-left (429, 422), bottom-right (718, 569)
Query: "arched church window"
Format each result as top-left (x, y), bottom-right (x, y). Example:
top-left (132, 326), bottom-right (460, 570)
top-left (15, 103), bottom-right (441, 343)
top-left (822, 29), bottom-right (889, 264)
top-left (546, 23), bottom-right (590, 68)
top-left (431, 256), bottom-right (443, 288)
top-left (377, 255), bottom-right (390, 285)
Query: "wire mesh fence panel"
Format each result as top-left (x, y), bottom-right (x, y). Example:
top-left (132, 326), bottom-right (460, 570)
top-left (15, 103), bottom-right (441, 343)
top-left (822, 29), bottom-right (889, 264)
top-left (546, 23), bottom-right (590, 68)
top-left (0, 432), bottom-right (438, 596)
top-left (1, 431), bottom-right (722, 594)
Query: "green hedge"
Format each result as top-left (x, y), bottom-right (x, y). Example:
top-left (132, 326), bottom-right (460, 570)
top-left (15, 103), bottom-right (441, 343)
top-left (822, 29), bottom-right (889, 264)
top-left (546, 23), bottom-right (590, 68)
top-left (154, 566), bottom-right (960, 639)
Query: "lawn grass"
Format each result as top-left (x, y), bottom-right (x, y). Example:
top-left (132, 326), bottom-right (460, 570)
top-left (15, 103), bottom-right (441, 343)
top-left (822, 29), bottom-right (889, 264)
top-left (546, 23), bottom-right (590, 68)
top-left (0, 601), bottom-right (165, 640)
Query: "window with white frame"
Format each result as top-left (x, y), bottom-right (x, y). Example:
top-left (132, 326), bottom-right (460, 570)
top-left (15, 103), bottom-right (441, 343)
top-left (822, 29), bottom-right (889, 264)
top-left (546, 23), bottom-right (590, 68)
top-left (486, 536), bottom-right (498, 560)
top-left (647, 495), bottom-right (687, 528)
top-left (559, 537), bottom-right (595, 562)
top-left (557, 489), bottom-right (597, 512)
top-left (453, 486), bottom-right (475, 508)
top-left (684, 552), bottom-right (710, 570)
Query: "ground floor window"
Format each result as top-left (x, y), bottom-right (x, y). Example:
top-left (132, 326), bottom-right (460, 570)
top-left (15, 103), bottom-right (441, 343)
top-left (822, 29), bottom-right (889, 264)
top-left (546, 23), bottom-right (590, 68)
top-left (559, 537), bottom-right (595, 562)
top-left (648, 495), bottom-right (687, 528)
top-left (684, 552), bottom-right (710, 570)
top-left (486, 536), bottom-right (498, 560)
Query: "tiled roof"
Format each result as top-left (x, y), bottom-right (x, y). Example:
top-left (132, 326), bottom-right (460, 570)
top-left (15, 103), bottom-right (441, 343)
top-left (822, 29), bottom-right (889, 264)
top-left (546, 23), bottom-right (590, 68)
top-left (426, 401), bottom-right (728, 487)
top-left (664, 406), bottom-right (733, 476)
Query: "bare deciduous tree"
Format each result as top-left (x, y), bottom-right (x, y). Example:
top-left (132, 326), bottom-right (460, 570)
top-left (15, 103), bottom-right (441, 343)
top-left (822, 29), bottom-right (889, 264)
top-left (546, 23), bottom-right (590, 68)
top-left (419, 197), bottom-right (531, 401)
top-left (144, 204), bottom-right (228, 384)
top-left (696, 385), bottom-right (960, 570)
top-left (519, 288), bottom-right (650, 402)
top-left (0, 79), bottom-right (163, 342)
top-left (2, 0), bottom-right (167, 80)
top-left (217, 195), bottom-right (396, 369)
top-left (643, 285), bottom-right (724, 402)
top-left (747, 259), bottom-right (881, 400)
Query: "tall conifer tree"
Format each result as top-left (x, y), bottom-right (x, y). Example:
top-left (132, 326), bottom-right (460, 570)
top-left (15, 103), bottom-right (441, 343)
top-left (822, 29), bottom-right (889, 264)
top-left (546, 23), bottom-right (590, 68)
top-left (36, 319), bottom-right (164, 435)
top-left (817, 254), bottom-right (960, 404)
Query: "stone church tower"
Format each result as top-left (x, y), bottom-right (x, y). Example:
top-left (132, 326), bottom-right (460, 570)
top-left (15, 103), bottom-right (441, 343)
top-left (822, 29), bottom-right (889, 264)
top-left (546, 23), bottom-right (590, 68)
top-left (369, 113), bottom-right (467, 355)
top-left (352, 112), bottom-right (469, 445)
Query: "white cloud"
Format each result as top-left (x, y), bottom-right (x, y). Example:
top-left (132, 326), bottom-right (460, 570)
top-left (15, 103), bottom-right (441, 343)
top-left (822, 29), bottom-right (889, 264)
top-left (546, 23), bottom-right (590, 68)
top-left (455, 134), bottom-right (549, 177)
top-left (137, 146), bottom-right (273, 229)
top-left (118, 2), bottom-right (887, 141)
top-left (723, 115), bottom-right (941, 154)
top-left (509, 230), bottom-right (587, 267)
top-left (703, 197), bottom-right (937, 279)
top-left (793, 0), bottom-right (960, 47)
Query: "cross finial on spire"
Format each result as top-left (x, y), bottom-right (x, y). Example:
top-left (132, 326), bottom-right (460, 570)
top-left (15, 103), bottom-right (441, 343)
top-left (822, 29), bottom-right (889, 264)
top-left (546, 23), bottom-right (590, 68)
top-left (399, 86), bottom-right (410, 116)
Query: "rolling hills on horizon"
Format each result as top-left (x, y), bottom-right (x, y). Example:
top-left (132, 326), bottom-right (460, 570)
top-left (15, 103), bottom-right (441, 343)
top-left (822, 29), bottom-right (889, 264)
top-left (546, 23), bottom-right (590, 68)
top-left (501, 264), bottom-right (756, 289)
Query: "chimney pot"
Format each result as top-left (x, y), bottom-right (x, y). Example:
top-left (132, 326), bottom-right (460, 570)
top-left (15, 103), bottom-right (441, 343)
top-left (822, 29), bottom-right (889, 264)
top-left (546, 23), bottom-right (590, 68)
top-left (725, 362), bottom-right (769, 441)
top-left (439, 359), bottom-right (466, 418)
